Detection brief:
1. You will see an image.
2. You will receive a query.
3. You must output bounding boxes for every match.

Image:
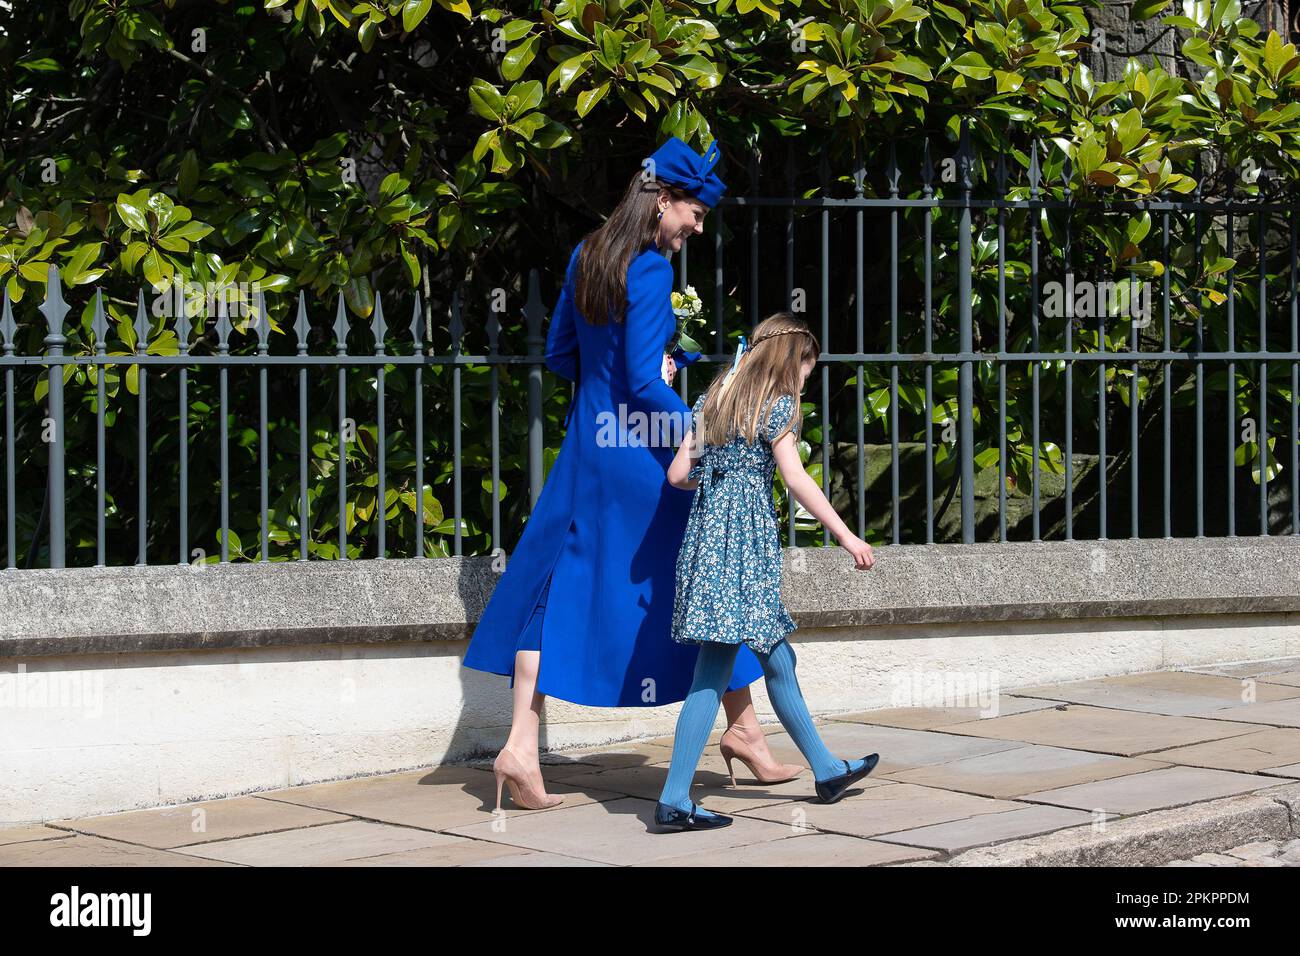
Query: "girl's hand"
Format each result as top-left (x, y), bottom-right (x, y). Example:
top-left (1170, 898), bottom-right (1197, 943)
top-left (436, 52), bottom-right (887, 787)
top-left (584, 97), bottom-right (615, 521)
top-left (771, 430), bottom-right (874, 571)
top-left (840, 533), bottom-right (875, 570)
top-left (661, 353), bottom-right (677, 385)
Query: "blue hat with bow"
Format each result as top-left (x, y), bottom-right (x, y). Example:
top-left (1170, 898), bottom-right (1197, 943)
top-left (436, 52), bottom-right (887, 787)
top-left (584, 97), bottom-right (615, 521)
top-left (647, 136), bottom-right (726, 207)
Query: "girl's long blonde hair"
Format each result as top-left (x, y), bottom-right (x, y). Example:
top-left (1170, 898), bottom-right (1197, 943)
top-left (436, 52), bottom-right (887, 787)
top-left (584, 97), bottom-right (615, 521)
top-left (695, 312), bottom-right (820, 447)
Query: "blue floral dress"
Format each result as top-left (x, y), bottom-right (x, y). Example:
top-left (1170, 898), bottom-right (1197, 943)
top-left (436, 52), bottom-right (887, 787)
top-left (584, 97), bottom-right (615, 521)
top-left (671, 392), bottom-right (800, 654)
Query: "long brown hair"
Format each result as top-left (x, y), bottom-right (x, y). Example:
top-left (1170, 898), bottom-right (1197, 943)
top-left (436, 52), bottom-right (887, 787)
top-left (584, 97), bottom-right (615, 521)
top-left (574, 169), bottom-right (692, 325)
top-left (695, 313), bottom-right (820, 447)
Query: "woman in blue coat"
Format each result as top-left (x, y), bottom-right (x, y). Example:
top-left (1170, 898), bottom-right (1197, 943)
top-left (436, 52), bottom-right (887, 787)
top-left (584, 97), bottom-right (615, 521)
top-left (462, 138), bottom-right (802, 810)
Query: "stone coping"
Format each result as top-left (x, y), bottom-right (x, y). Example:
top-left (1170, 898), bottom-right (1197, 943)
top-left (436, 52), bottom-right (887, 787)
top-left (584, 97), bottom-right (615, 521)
top-left (2, 537), bottom-right (1299, 657)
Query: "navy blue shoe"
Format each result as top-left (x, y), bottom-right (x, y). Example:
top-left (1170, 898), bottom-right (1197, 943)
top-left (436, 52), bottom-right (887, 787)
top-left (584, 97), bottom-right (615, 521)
top-left (654, 801), bottom-right (733, 832)
top-left (814, 753), bottom-right (879, 804)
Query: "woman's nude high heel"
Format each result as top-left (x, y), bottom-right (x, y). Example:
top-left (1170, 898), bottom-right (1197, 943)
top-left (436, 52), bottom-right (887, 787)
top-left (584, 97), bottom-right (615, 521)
top-left (718, 727), bottom-right (805, 786)
top-left (492, 748), bottom-right (564, 810)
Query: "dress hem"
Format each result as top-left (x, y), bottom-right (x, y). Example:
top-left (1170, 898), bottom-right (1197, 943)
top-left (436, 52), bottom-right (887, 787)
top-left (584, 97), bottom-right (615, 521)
top-left (671, 623), bottom-right (795, 656)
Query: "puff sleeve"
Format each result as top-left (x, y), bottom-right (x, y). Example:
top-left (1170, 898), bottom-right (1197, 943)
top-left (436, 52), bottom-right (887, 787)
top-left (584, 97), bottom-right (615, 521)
top-left (689, 392), bottom-right (707, 437)
top-left (763, 394), bottom-right (799, 443)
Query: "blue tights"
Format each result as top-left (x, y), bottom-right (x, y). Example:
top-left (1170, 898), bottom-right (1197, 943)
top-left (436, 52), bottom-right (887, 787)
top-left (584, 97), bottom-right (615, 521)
top-left (658, 639), bottom-right (867, 815)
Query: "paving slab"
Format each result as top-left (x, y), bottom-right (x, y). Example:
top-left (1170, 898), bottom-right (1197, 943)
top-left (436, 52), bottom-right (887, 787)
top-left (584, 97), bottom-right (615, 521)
top-left (827, 695), bottom-right (1064, 731)
top-left (1114, 670), bottom-right (1296, 695)
top-left (172, 819), bottom-right (455, 866)
top-left (735, 782), bottom-right (1025, 839)
top-left (463, 742), bottom-right (675, 781)
top-left (0, 824), bottom-right (71, 847)
top-left (1019, 765), bottom-right (1287, 815)
top-left (1027, 669), bottom-right (1300, 699)
top-left (1184, 657), bottom-right (1300, 679)
top-left (0, 835), bottom-right (232, 866)
top-left (464, 851), bottom-right (612, 867)
top-left (881, 743), bottom-right (1168, 798)
top-left (445, 796), bottom-right (796, 866)
top-left (873, 804), bottom-right (1102, 853)
top-left (52, 796), bottom-right (352, 849)
top-left (258, 766), bottom-right (621, 831)
top-left (642, 833), bottom-right (939, 867)
top-left (326, 837), bottom-right (539, 867)
top-left (760, 721), bottom-right (1024, 775)
top-left (1199, 698), bottom-right (1300, 729)
top-left (1173, 671), bottom-right (1300, 698)
top-left (14, 658), bottom-right (1300, 867)
top-left (1009, 670), bottom-right (1300, 717)
top-left (540, 745), bottom-right (677, 781)
top-left (1254, 671), bottom-right (1300, 689)
top-left (949, 704), bottom-right (1261, 755)
top-left (557, 754), bottom-right (847, 814)
top-left (1222, 839), bottom-right (1286, 861)
top-left (1145, 727), bottom-right (1300, 774)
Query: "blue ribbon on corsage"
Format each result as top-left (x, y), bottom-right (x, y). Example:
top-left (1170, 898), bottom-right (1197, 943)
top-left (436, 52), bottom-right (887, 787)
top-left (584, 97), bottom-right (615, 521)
top-left (670, 344), bottom-right (702, 366)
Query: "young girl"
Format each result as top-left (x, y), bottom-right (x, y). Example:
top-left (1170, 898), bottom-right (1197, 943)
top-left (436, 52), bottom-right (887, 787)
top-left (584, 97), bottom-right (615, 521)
top-left (654, 312), bottom-right (879, 832)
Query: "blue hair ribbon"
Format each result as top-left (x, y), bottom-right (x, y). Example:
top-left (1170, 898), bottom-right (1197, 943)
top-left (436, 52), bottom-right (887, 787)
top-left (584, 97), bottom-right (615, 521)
top-left (719, 335), bottom-right (747, 393)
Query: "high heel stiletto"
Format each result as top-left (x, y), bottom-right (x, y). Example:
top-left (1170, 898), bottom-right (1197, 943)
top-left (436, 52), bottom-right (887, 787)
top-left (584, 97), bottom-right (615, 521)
top-left (814, 753), bottom-right (879, 804)
top-left (719, 727), bottom-right (805, 786)
top-left (492, 748), bottom-right (564, 811)
top-left (654, 801), bottom-right (734, 832)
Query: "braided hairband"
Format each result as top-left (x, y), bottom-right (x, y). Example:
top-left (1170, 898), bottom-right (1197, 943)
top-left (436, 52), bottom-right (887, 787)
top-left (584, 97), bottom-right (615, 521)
top-left (718, 326), bottom-right (816, 394)
top-left (748, 327), bottom-right (817, 348)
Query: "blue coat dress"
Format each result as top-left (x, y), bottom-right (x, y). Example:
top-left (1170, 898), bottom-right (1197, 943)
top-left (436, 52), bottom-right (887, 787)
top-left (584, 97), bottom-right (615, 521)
top-left (461, 242), bottom-right (764, 706)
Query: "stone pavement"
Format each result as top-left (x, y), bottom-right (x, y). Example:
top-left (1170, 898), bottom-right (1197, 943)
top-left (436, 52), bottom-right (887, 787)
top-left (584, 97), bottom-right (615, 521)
top-left (5, 657), bottom-right (1300, 867)
top-left (1163, 838), bottom-right (1300, 866)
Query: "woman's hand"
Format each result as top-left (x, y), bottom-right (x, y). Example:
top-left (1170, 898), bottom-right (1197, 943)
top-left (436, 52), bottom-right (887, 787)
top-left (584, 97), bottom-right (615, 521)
top-left (661, 354), bottom-right (677, 385)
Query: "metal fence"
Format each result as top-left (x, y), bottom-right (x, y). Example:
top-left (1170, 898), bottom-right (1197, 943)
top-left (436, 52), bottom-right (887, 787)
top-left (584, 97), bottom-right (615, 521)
top-left (682, 126), bottom-right (1300, 549)
top-left (3, 119), bottom-right (1300, 568)
top-left (0, 269), bottom-right (560, 568)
